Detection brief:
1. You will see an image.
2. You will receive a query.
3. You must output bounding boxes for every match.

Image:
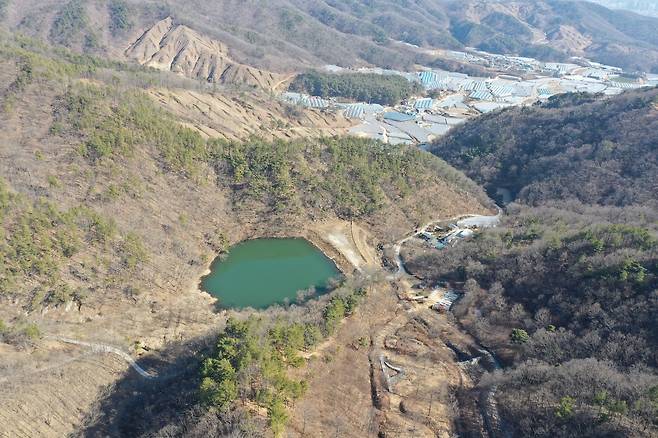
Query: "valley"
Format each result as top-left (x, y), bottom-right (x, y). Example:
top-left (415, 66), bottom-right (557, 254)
top-left (0, 1), bottom-right (657, 437)
top-left (0, 28), bottom-right (492, 435)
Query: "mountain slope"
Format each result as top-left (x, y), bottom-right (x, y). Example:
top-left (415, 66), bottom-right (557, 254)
top-left (429, 88), bottom-right (658, 207)
top-left (5, 0), bottom-right (658, 74)
top-left (0, 33), bottom-right (490, 437)
top-left (408, 87), bottom-right (658, 437)
top-left (405, 204), bottom-right (658, 437)
top-left (587, 0), bottom-right (658, 17)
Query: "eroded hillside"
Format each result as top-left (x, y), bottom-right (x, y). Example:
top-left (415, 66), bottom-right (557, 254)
top-left (148, 87), bottom-right (353, 141)
top-left (125, 17), bottom-right (282, 89)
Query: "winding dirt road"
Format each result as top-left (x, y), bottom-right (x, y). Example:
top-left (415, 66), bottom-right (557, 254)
top-left (387, 209), bottom-right (510, 438)
top-left (48, 337), bottom-right (156, 379)
top-left (391, 211), bottom-right (501, 279)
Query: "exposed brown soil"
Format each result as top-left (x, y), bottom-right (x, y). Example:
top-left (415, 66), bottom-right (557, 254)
top-left (547, 25), bottom-right (593, 53)
top-left (0, 347), bottom-right (126, 438)
top-left (125, 17), bottom-right (284, 90)
top-left (286, 274), bottom-right (489, 438)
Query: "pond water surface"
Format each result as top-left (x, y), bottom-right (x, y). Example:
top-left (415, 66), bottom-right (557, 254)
top-left (201, 238), bottom-right (341, 309)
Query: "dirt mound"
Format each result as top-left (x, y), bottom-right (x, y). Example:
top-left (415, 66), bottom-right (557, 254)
top-left (125, 17), bottom-right (282, 89)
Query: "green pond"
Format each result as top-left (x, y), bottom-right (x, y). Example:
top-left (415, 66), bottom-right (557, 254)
top-left (201, 238), bottom-right (341, 309)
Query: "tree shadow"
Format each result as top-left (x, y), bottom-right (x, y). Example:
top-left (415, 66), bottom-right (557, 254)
top-left (74, 333), bottom-right (216, 437)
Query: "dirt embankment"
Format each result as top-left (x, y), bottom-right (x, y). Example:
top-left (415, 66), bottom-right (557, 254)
top-left (286, 277), bottom-right (489, 438)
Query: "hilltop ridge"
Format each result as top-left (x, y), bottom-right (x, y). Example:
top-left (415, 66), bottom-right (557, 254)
top-left (5, 0), bottom-right (658, 73)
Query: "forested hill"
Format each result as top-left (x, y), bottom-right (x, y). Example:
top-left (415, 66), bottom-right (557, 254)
top-left (429, 87), bottom-right (658, 207)
top-left (288, 71), bottom-right (423, 105)
top-left (416, 87), bottom-right (658, 437)
top-left (405, 204), bottom-right (658, 437)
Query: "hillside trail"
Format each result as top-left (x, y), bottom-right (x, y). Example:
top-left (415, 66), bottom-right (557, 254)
top-left (387, 208), bottom-right (511, 438)
top-left (272, 73), bottom-right (297, 93)
top-left (46, 337), bottom-right (157, 379)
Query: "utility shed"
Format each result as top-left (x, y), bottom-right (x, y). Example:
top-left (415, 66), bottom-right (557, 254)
top-left (432, 290), bottom-right (461, 312)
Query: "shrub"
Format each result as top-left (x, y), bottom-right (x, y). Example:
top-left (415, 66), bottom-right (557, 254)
top-left (47, 175), bottom-right (61, 188)
top-left (0, 0), bottom-right (8, 20)
top-left (57, 85), bottom-right (208, 176)
top-left (50, 0), bottom-right (89, 47)
top-left (323, 296), bottom-right (346, 334)
top-left (21, 323), bottom-right (41, 340)
top-left (510, 328), bottom-right (529, 344)
top-left (200, 286), bottom-right (366, 436)
top-left (120, 232), bottom-right (148, 269)
top-left (268, 396), bottom-right (288, 437)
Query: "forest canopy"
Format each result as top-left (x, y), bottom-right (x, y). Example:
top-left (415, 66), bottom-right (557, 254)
top-left (422, 87), bottom-right (658, 437)
top-left (430, 88), bottom-right (658, 207)
top-left (288, 71), bottom-right (423, 105)
top-left (406, 203), bottom-right (658, 437)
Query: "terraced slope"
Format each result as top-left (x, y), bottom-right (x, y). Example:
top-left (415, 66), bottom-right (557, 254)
top-left (147, 88), bottom-right (354, 141)
top-left (0, 348), bottom-right (127, 438)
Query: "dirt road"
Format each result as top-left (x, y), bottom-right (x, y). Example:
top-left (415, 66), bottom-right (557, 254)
top-left (48, 337), bottom-right (156, 379)
top-left (391, 211), bottom-right (501, 278)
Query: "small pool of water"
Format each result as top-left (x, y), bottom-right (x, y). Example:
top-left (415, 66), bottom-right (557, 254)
top-left (201, 238), bottom-right (341, 309)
